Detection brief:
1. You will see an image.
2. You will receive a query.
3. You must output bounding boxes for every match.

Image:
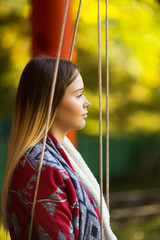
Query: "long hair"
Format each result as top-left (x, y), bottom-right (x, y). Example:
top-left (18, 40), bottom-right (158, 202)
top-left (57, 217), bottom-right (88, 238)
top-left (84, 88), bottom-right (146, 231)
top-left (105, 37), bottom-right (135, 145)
top-left (1, 56), bottom-right (79, 231)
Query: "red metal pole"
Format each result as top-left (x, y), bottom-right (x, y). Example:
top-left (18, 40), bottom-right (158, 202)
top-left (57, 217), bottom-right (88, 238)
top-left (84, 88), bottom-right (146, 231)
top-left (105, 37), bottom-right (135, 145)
top-left (31, 0), bottom-right (77, 145)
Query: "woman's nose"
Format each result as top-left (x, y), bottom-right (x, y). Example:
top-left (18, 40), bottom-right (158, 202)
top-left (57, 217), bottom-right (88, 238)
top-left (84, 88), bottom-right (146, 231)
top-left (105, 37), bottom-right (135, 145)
top-left (83, 97), bottom-right (91, 108)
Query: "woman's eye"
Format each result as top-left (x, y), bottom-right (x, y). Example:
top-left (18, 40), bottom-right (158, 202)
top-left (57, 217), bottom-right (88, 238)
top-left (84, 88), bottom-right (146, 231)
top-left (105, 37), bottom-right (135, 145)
top-left (77, 93), bottom-right (83, 98)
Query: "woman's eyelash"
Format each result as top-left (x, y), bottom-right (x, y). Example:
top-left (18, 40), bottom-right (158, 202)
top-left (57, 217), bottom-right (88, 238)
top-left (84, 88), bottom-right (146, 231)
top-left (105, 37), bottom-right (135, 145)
top-left (77, 93), bottom-right (83, 98)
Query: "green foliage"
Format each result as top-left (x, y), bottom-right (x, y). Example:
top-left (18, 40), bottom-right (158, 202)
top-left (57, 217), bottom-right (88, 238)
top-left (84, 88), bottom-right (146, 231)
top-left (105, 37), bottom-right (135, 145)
top-left (73, 0), bottom-right (160, 135)
top-left (0, 0), bottom-right (160, 135)
top-left (0, 0), bottom-right (31, 117)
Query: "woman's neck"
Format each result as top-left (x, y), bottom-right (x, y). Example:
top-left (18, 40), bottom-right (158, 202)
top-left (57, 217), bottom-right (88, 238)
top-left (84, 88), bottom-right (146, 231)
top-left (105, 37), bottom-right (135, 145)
top-left (50, 124), bottom-right (67, 144)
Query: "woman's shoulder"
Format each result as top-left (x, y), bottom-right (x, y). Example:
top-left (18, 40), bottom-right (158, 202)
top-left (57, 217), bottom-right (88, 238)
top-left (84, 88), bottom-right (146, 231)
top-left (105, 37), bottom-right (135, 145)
top-left (23, 137), bottom-right (64, 172)
top-left (11, 138), bottom-right (72, 194)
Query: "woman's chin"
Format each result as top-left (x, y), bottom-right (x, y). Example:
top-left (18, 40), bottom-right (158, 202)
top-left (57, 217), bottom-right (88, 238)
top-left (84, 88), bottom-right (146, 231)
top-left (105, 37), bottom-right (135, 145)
top-left (72, 121), bottom-right (86, 131)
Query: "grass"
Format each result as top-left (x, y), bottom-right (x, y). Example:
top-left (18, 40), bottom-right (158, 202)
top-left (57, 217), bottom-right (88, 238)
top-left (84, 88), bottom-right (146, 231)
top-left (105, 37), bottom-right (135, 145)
top-left (109, 176), bottom-right (160, 240)
top-left (111, 216), bottom-right (160, 240)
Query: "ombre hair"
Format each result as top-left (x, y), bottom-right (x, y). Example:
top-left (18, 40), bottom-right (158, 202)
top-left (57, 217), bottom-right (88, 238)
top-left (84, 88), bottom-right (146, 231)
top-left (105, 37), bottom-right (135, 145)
top-left (1, 56), bottom-right (79, 231)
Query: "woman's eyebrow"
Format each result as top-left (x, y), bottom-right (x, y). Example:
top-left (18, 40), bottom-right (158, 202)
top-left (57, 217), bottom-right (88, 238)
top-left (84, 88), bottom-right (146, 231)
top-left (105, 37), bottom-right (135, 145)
top-left (73, 87), bottom-right (84, 93)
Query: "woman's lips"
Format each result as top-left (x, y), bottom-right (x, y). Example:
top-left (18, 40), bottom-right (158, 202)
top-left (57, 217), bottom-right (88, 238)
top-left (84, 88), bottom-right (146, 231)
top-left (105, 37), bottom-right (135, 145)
top-left (82, 112), bottom-right (88, 119)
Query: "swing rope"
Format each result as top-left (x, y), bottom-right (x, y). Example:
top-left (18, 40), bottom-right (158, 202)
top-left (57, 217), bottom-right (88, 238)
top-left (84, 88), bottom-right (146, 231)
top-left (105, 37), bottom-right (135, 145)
top-left (28, 1), bottom-right (69, 239)
top-left (69, 0), bottom-right (83, 61)
top-left (98, 0), bottom-right (103, 238)
top-left (106, 0), bottom-right (109, 210)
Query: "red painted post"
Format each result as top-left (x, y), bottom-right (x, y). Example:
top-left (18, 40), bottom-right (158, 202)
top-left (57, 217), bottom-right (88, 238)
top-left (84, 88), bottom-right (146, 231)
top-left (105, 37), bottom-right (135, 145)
top-left (31, 0), bottom-right (77, 145)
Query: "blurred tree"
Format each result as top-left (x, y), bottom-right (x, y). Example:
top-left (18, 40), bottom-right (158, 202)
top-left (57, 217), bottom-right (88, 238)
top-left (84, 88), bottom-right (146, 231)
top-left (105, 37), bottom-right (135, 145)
top-left (0, 0), bottom-right (31, 117)
top-left (73, 0), bottom-right (160, 135)
top-left (0, 0), bottom-right (160, 136)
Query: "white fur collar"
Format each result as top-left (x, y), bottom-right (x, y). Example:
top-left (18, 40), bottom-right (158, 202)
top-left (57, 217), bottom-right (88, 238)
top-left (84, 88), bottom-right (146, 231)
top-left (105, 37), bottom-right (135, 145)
top-left (62, 136), bottom-right (117, 240)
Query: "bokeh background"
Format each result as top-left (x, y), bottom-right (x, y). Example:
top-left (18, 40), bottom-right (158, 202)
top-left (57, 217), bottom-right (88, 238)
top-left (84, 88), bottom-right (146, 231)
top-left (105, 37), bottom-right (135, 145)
top-left (0, 0), bottom-right (160, 239)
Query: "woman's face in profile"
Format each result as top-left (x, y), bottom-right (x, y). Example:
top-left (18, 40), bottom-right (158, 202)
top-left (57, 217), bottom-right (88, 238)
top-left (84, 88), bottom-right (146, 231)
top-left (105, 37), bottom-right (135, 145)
top-left (54, 73), bottom-right (91, 132)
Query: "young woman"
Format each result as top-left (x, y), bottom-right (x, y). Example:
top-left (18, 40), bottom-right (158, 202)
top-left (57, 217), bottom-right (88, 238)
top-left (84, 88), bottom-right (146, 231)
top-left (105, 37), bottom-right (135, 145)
top-left (1, 56), bottom-right (117, 240)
